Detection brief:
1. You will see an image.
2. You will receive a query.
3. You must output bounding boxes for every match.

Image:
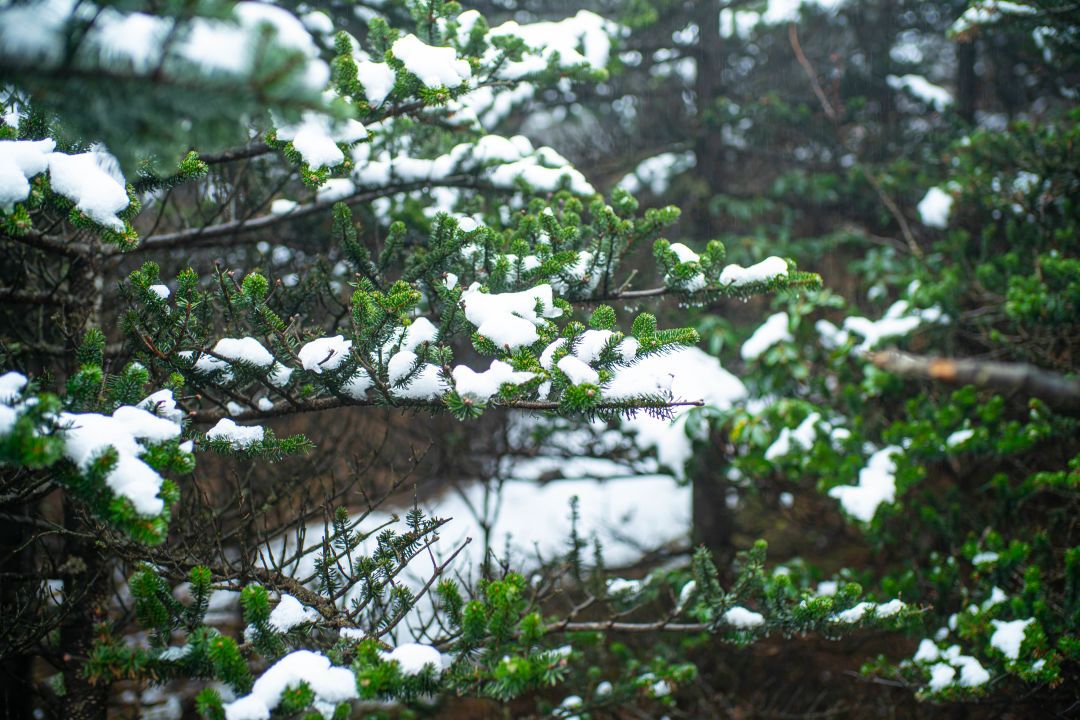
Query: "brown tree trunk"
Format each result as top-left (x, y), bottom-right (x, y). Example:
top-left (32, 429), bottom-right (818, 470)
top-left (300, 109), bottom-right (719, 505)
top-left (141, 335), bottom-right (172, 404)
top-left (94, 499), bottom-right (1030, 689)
top-left (56, 502), bottom-right (110, 720)
top-left (691, 430), bottom-right (734, 578)
top-left (957, 40), bottom-right (977, 124)
top-left (691, 0), bottom-right (727, 238)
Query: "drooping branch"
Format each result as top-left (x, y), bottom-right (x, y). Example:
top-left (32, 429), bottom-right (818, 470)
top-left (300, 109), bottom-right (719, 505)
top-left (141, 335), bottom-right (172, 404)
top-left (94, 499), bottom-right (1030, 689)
top-left (869, 350), bottom-right (1080, 413)
top-left (188, 394), bottom-right (706, 424)
top-left (133, 176), bottom-right (486, 252)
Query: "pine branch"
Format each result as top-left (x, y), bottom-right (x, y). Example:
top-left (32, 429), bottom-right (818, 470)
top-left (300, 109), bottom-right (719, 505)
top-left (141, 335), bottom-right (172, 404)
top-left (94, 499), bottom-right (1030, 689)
top-left (869, 350), bottom-right (1080, 413)
top-left (133, 176), bottom-right (485, 251)
top-left (188, 395), bottom-right (705, 423)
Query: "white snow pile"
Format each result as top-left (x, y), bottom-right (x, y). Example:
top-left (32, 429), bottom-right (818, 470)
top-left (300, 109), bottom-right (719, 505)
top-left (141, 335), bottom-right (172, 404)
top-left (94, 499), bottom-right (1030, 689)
top-left (817, 299), bottom-right (945, 352)
top-left (267, 594), bottom-right (320, 633)
top-left (354, 52), bottom-right (396, 106)
top-left (827, 446), bottom-right (903, 522)
top-left (946, 428), bottom-right (975, 448)
top-left (452, 359), bottom-right (537, 401)
top-left (719, 256), bottom-right (788, 288)
top-left (723, 606), bottom-right (765, 629)
top-left (391, 34), bottom-right (471, 88)
top-left (611, 347), bottom-right (747, 478)
top-left (0, 0), bottom-right (330, 92)
top-left (379, 643), bottom-right (446, 675)
top-left (298, 335), bottom-right (352, 373)
top-left (918, 186), bottom-right (953, 228)
top-left (139, 389), bottom-right (184, 424)
top-left (911, 642), bottom-right (991, 691)
top-left (387, 351), bottom-right (447, 400)
top-left (741, 311), bottom-right (792, 361)
top-left (205, 418), bottom-right (264, 449)
top-left (460, 282), bottom-right (563, 349)
top-left (617, 151), bottom-right (696, 196)
top-left (832, 598), bottom-right (905, 623)
top-left (0, 375), bottom-right (182, 515)
top-left (663, 242), bottom-right (706, 291)
top-left (350, 132), bottom-right (595, 196)
top-left (212, 337), bottom-right (275, 368)
top-left (274, 110), bottom-right (367, 169)
top-left (887, 74), bottom-right (953, 111)
top-left (557, 355), bottom-right (600, 386)
top-left (0, 139), bottom-right (129, 230)
top-left (990, 618), bottom-right (1034, 660)
top-left (222, 650), bottom-right (357, 720)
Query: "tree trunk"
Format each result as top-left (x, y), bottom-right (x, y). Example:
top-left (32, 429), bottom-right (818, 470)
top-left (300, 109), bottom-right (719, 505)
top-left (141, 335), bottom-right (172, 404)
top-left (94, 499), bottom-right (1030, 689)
top-left (691, 430), bottom-right (734, 578)
top-left (691, 0), bottom-right (727, 237)
top-left (957, 40), bottom-right (977, 124)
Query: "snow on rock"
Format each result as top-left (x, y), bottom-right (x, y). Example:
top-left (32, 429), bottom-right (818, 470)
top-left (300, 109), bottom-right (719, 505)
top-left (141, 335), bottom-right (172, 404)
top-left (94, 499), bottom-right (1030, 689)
top-left (212, 337), bottom-right (275, 368)
top-left (205, 418), bottom-right (264, 449)
top-left (57, 405), bottom-right (181, 515)
top-left (918, 187), bottom-right (953, 228)
top-left (887, 74), bottom-right (953, 110)
top-left (379, 643), bottom-right (445, 675)
top-left (460, 282), bottom-right (562, 350)
top-left (298, 335), bottom-right (352, 373)
top-left (723, 606), bottom-right (765, 629)
top-left (827, 446), bottom-right (902, 522)
top-left (719, 256), bottom-right (788, 287)
top-left (452, 359), bottom-right (536, 401)
top-left (391, 34), bottom-right (470, 88)
top-left (990, 618), bottom-right (1034, 660)
top-left (268, 594), bottom-right (319, 633)
top-left (741, 311), bottom-right (792, 361)
top-left (223, 650), bottom-right (357, 720)
top-left (557, 355), bottom-right (600, 386)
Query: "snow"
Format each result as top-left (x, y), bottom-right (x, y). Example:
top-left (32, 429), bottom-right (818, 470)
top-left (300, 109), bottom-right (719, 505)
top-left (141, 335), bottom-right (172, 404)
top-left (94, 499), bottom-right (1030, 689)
top-left (391, 34), bottom-right (470, 88)
top-left (741, 312), bottom-right (792, 361)
top-left (617, 152), bottom-right (696, 196)
top-left (316, 178), bottom-right (355, 202)
top-left (452, 360), bottom-right (536, 402)
top-left (972, 551), bottom-right (999, 566)
top-left (275, 112), bottom-right (367, 169)
top-left (56, 405), bottom-right (181, 515)
top-left (572, 329), bottom-right (614, 364)
top-left (0, 371), bottom-right (27, 403)
top-left (947, 428), bottom-right (974, 448)
top-left (212, 337), bottom-right (275, 368)
top-left (298, 335), bottom-right (352, 373)
top-left (342, 369), bottom-right (373, 400)
top-left (223, 650), bottom-right (357, 720)
top-left (149, 284), bottom-right (170, 299)
top-left (268, 363), bottom-right (294, 387)
top-left (557, 356), bottom-right (599, 386)
top-left (539, 338), bottom-right (567, 369)
top-left (990, 618), bottom-right (1033, 660)
top-left (841, 300), bottom-right (944, 352)
top-left (460, 282), bottom-right (562, 350)
top-left (834, 601), bottom-right (874, 623)
top-left (914, 639), bottom-right (940, 663)
top-left (928, 663), bottom-right (956, 691)
top-left (379, 643), bottom-right (445, 675)
top-left (386, 317), bottom-right (438, 353)
top-left (827, 446), bottom-right (902, 522)
top-left (918, 187), bottom-right (953, 228)
top-left (955, 655), bottom-right (990, 687)
top-left (723, 606), bottom-right (765, 628)
top-left (952, 1), bottom-right (1038, 35)
top-left (887, 74), bottom-right (953, 111)
top-left (387, 351), bottom-right (447, 400)
top-left (595, 681), bottom-right (613, 697)
top-left (765, 412), bottom-right (821, 461)
top-left (268, 594), bottom-right (319, 633)
top-left (357, 59), bottom-right (396, 105)
top-left (205, 418), bottom-right (264, 449)
top-left (816, 580), bottom-right (838, 597)
top-left (613, 347), bottom-right (747, 478)
top-left (719, 256), bottom-right (788, 287)
top-left (0, 139), bottom-right (54, 209)
top-left (139, 389), bottom-right (183, 424)
top-left (607, 578), bottom-right (642, 595)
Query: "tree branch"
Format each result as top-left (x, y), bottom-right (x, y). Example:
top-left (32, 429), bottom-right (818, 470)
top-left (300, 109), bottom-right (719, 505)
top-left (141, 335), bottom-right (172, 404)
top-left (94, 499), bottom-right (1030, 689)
top-left (869, 350), bottom-right (1080, 413)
